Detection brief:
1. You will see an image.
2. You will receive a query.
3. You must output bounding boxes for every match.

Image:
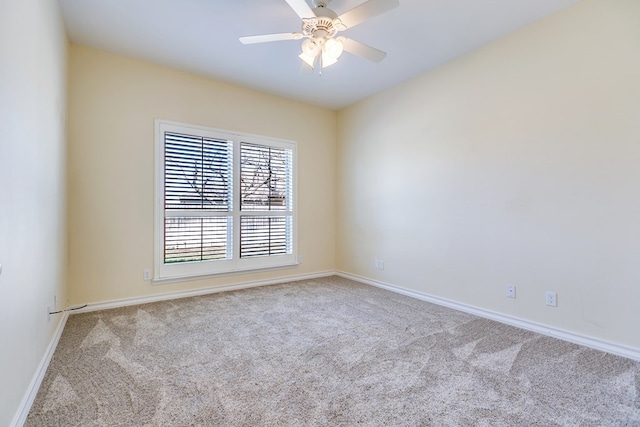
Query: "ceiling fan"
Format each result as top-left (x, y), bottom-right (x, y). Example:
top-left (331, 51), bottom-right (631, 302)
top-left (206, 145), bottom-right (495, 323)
top-left (239, 0), bottom-right (399, 73)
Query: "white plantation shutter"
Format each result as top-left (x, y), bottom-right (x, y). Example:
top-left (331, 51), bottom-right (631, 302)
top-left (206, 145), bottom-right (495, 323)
top-left (240, 143), bottom-right (291, 212)
top-left (165, 217), bottom-right (230, 262)
top-left (164, 132), bottom-right (233, 263)
top-left (240, 143), bottom-right (293, 258)
top-left (155, 121), bottom-right (296, 282)
top-left (164, 132), bottom-right (232, 212)
top-left (240, 216), bottom-right (291, 257)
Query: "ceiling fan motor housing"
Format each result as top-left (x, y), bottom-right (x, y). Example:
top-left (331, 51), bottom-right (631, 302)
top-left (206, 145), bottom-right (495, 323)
top-left (302, 4), bottom-right (346, 39)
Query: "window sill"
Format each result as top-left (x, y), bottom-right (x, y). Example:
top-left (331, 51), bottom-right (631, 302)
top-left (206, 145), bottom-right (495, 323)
top-left (152, 262), bottom-right (300, 286)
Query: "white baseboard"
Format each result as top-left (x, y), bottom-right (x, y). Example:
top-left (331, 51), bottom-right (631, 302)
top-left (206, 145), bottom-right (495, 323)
top-left (337, 271), bottom-right (640, 362)
top-left (12, 312), bottom-right (69, 427)
top-left (73, 270), bottom-right (336, 314)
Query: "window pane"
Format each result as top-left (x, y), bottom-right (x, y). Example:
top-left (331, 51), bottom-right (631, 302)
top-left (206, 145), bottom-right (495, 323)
top-left (165, 217), bottom-right (231, 263)
top-left (240, 143), bottom-right (291, 211)
top-left (165, 132), bottom-right (232, 211)
top-left (240, 216), bottom-right (291, 258)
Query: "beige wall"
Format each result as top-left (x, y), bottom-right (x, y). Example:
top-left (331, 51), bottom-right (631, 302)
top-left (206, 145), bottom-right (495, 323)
top-left (0, 0), bottom-right (68, 424)
top-left (337, 0), bottom-right (640, 349)
top-left (67, 45), bottom-right (336, 305)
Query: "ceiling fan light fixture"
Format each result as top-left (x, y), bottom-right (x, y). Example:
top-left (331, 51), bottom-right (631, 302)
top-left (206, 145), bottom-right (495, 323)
top-left (299, 38), bottom-right (320, 67)
top-left (321, 37), bottom-right (344, 68)
top-left (299, 51), bottom-right (317, 68)
top-left (321, 52), bottom-right (338, 68)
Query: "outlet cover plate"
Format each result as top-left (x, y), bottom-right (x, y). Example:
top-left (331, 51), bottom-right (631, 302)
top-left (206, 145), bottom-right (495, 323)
top-left (545, 291), bottom-right (557, 307)
top-left (506, 285), bottom-right (516, 298)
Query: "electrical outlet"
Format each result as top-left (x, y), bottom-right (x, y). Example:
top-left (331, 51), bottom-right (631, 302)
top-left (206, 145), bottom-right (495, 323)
top-left (374, 259), bottom-right (384, 270)
top-left (54, 295), bottom-right (57, 311)
top-left (545, 291), bottom-right (557, 307)
top-left (506, 285), bottom-right (516, 299)
top-left (297, 255), bottom-right (303, 264)
top-left (143, 269), bottom-right (151, 281)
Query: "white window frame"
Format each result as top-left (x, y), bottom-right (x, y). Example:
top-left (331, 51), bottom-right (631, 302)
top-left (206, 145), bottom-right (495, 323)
top-left (154, 119), bottom-right (297, 284)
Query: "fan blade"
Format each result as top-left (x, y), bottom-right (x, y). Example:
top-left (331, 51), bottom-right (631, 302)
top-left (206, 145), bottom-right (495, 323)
top-left (338, 0), bottom-right (399, 29)
top-left (285, 0), bottom-right (316, 20)
top-left (342, 37), bottom-right (387, 63)
top-left (239, 33), bottom-right (303, 44)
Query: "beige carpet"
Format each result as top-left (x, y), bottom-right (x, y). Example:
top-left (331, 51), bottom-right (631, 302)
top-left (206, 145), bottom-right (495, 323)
top-left (27, 276), bottom-right (640, 426)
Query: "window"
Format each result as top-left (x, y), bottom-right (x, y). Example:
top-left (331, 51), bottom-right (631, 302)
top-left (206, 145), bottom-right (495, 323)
top-left (155, 120), bottom-right (296, 282)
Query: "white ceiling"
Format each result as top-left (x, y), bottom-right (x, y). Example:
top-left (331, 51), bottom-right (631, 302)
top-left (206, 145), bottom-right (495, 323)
top-left (59, 0), bottom-right (579, 110)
